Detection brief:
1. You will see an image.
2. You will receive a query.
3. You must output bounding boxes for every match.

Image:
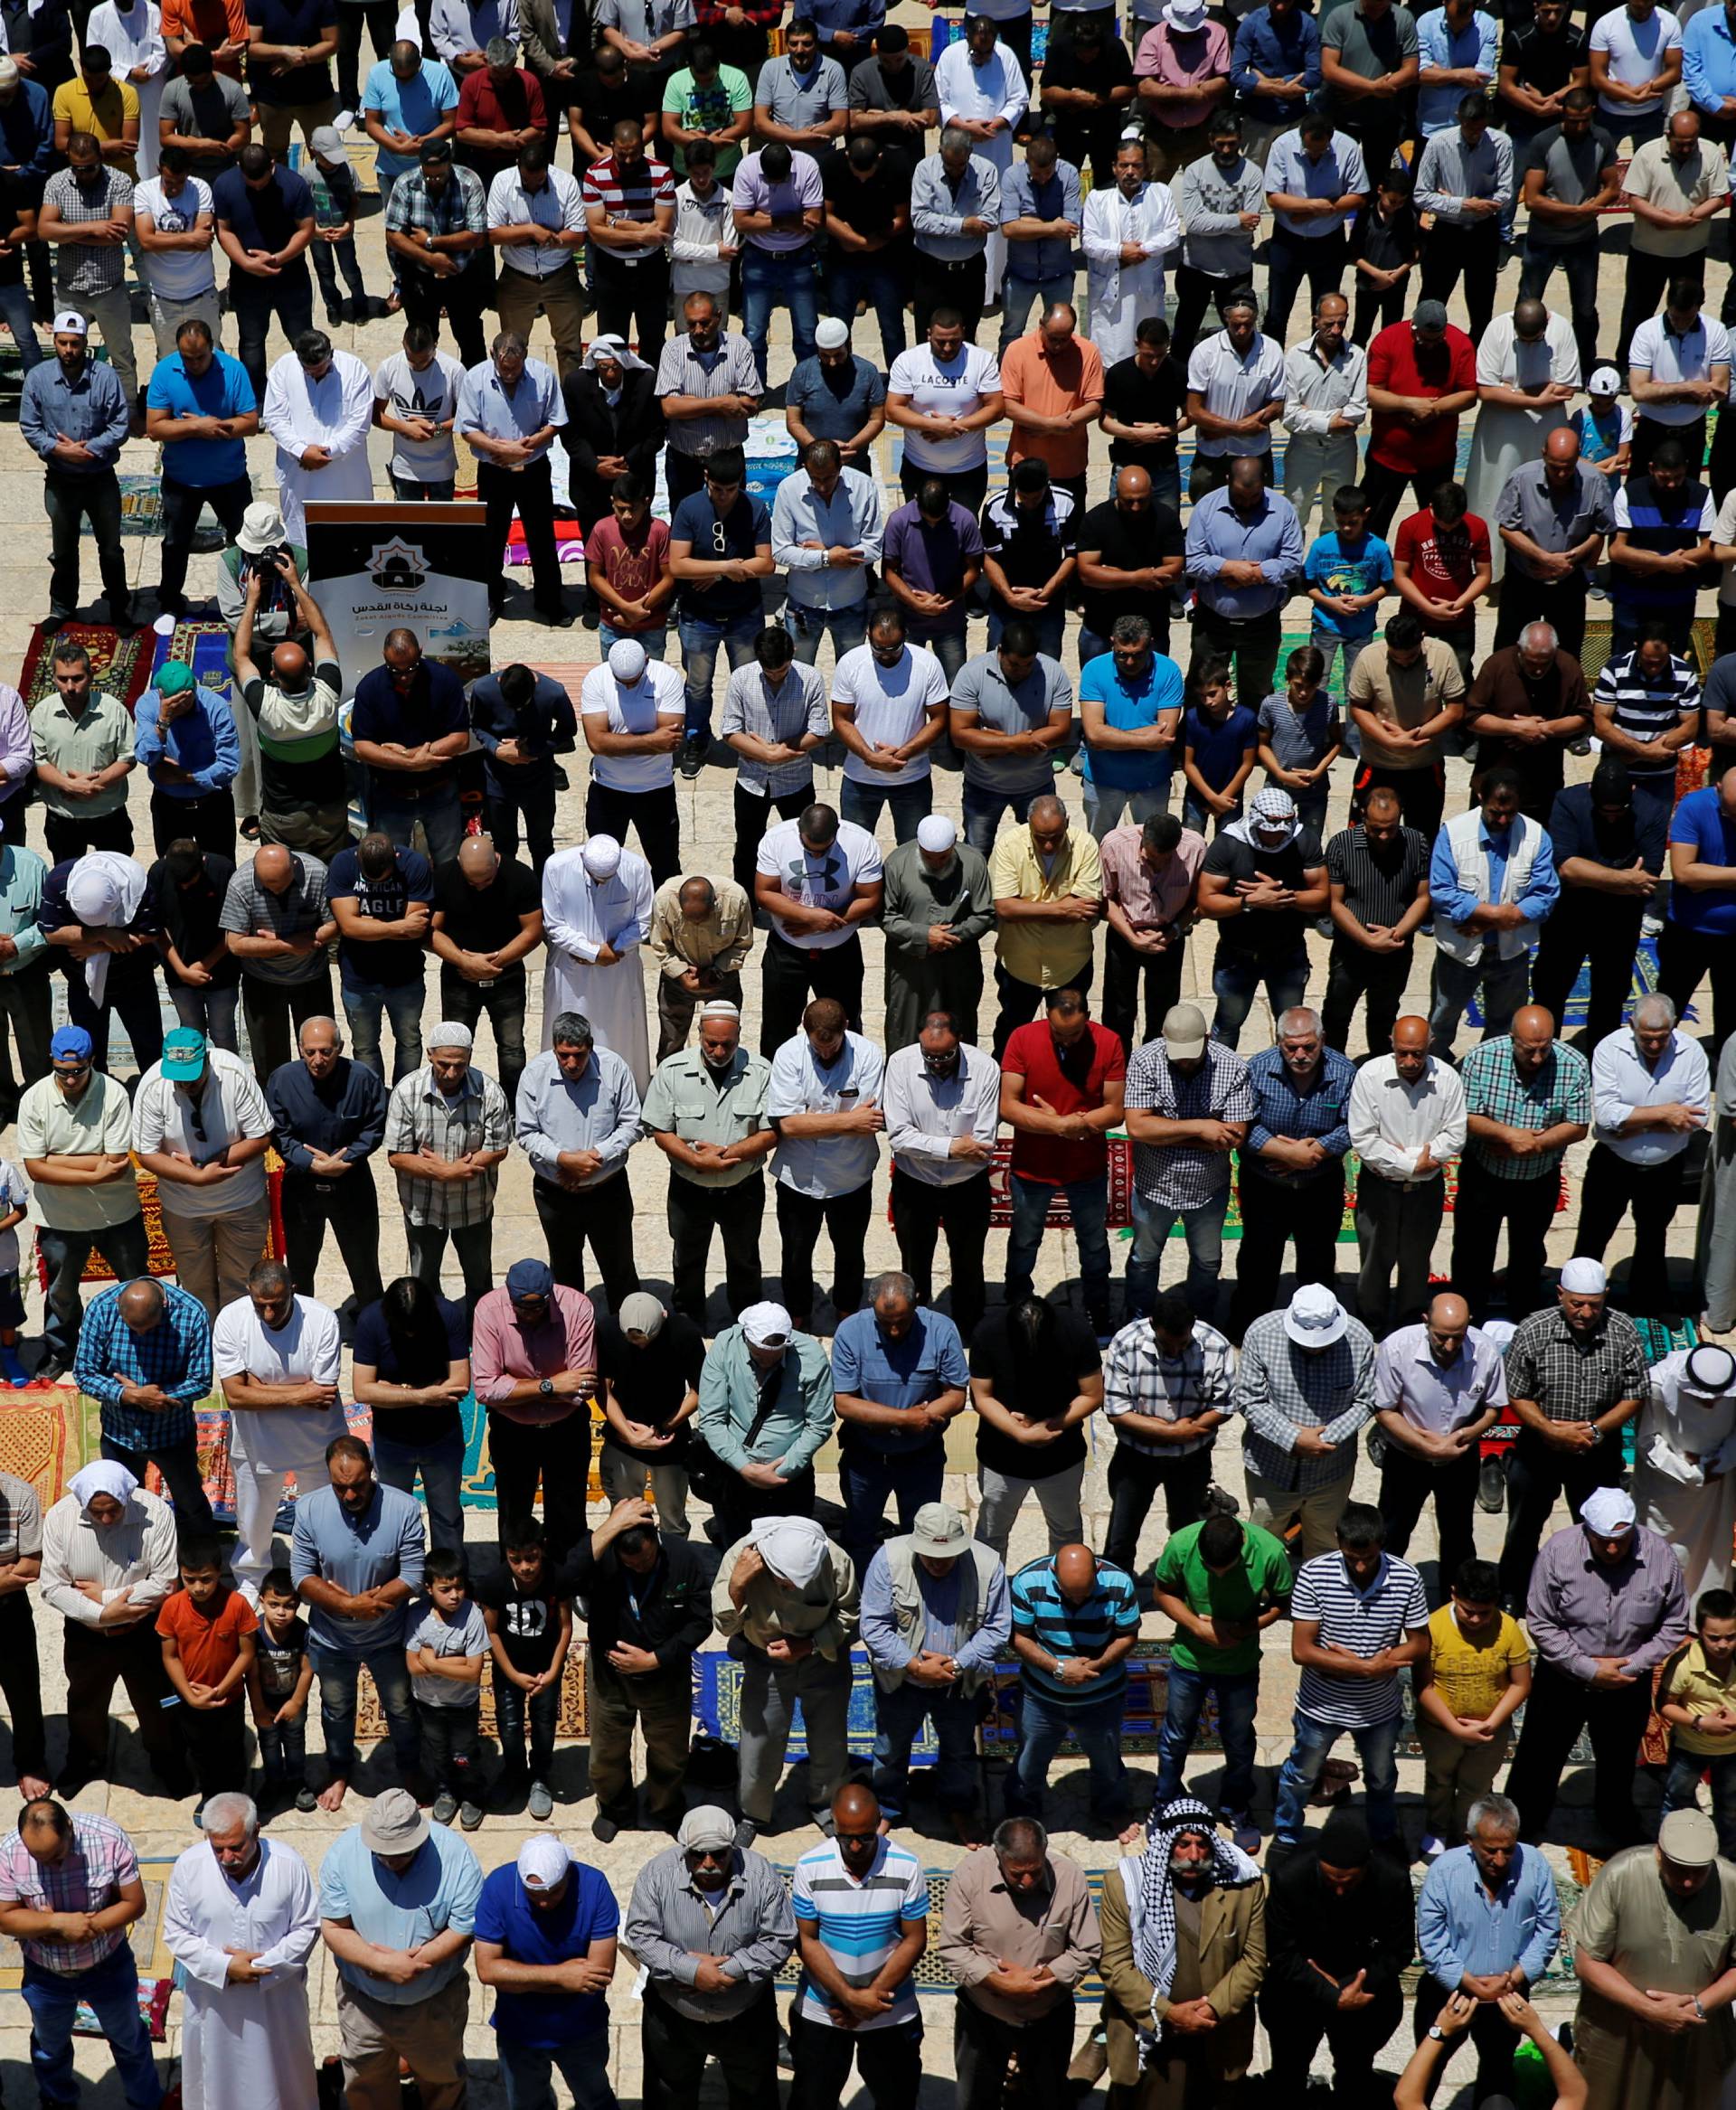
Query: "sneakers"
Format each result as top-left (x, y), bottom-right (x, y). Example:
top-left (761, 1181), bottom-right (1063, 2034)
top-left (679, 731), bottom-right (709, 778)
top-left (333, 108), bottom-right (356, 131)
top-left (1222, 1808), bottom-right (1260, 1855)
top-left (432, 1791), bottom-right (459, 1825)
top-left (458, 1801), bottom-right (483, 1832)
top-left (1419, 1832), bottom-right (1448, 1861)
top-left (528, 1780), bottom-right (553, 1821)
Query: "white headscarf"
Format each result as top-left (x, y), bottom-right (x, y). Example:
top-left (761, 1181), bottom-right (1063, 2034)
top-left (70, 1460), bottom-right (139, 1512)
top-left (66, 852), bottom-right (148, 1013)
top-left (750, 1516), bottom-right (830, 1588)
top-left (583, 333), bottom-right (651, 375)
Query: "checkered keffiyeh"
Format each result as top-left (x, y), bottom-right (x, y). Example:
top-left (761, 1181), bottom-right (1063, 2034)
top-left (1127, 1796), bottom-right (1261, 2058)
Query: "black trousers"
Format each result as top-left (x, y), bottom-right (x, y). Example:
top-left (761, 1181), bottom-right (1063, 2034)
top-left (156, 473), bottom-right (251, 610)
top-left (150, 787), bottom-right (235, 859)
top-left (1377, 1438), bottom-right (1480, 1598)
top-left (913, 251), bottom-right (985, 341)
top-left (1352, 270), bottom-right (1409, 346)
top-left (1449, 1155), bottom-right (1558, 1322)
top-left (1361, 460), bottom-right (1443, 543)
top-left (1410, 1975), bottom-right (1516, 2100)
top-left (711, 1461), bottom-right (817, 1552)
top-left (788, 2011), bottom-right (921, 2110)
top-left (1261, 1985), bottom-right (1403, 2103)
top-left (1506, 1655), bottom-right (1652, 1848)
top-left (532, 1172), bottom-right (639, 1312)
top-left (1102, 924), bottom-right (1184, 1060)
top-left (891, 1165), bottom-right (991, 1342)
top-left (584, 778), bottom-right (681, 887)
top-left (43, 805), bottom-right (133, 868)
top-left (1322, 939), bottom-right (1413, 1059)
top-left (1103, 1442), bottom-right (1212, 1578)
top-left (1498, 1427), bottom-right (1624, 1606)
top-left (1352, 758), bottom-right (1445, 840)
top-left (62, 1617), bottom-right (184, 1786)
top-left (1170, 263), bottom-right (1242, 364)
top-left (62, 954), bottom-right (162, 1076)
top-left (953, 1994), bottom-right (1075, 2110)
top-left (478, 456), bottom-right (564, 617)
top-left (1468, 737), bottom-right (1565, 829)
top-left (279, 1170), bottom-right (385, 1308)
top-left (335, 0), bottom-right (396, 104)
top-left (1230, 1166), bottom-right (1344, 1338)
top-left (1420, 219), bottom-right (1501, 341)
top-left (590, 249), bottom-right (670, 354)
top-left (992, 952), bottom-right (1094, 1060)
top-left (1531, 892), bottom-right (1643, 1051)
top-left (1191, 603), bottom-right (1283, 712)
top-left (397, 258), bottom-right (492, 370)
top-left (760, 930), bottom-right (864, 1059)
top-left (1493, 569), bottom-right (1589, 662)
top-left (43, 465), bottom-right (129, 623)
top-left (486, 1408), bottom-right (591, 1565)
top-left (1615, 248), bottom-right (1681, 398)
top-left (667, 1171), bottom-right (764, 1325)
top-left (1657, 916), bottom-right (1736, 1064)
top-left (183, 1701), bottom-right (248, 1800)
top-left (732, 778), bottom-right (812, 898)
top-left (439, 969), bottom-right (527, 1105)
top-left (0, 1592), bottom-right (46, 1780)
top-left (1574, 1141), bottom-right (1684, 1313)
top-left (0, 963), bottom-right (52, 1100)
top-left (1262, 229), bottom-right (1347, 344)
top-left (641, 1986), bottom-right (778, 2110)
top-left (775, 1178), bottom-right (873, 1329)
top-left (241, 968), bottom-right (336, 1086)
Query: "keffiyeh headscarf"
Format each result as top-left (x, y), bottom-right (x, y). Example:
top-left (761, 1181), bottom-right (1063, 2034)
top-left (750, 1516), bottom-right (829, 1588)
top-left (1125, 1796), bottom-right (1260, 2055)
top-left (1223, 787), bottom-right (1302, 854)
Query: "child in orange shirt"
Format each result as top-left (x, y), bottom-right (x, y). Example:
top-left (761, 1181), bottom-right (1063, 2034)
top-left (158, 1537), bottom-right (257, 1824)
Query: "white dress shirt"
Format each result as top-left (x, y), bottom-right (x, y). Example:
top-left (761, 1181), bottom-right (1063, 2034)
top-left (486, 164), bottom-right (585, 277)
top-left (1347, 1053), bottom-right (1467, 1185)
top-left (1590, 1024), bottom-right (1712, 1164)
top-left (883, 1042), bottom-right (1001, 1188)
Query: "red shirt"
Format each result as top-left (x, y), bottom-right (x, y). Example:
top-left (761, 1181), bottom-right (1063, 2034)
top-left (1393, 508), bottom-right (1491, 633)
top-left (156, 1586), bottom-right (257, 1693)
top-left (1002, 1021), bottom-right (1127, 1186)
top-left (1366, 321), bottom-right (1477, 477)
top-left (456, 66), bottom-right (548, 178)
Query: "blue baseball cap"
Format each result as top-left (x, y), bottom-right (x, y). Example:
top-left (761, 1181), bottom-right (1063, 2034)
top-left (50, 1025), bottom-right (92, 1063)
top-left (505, 1259), bottom-right (554, 1305)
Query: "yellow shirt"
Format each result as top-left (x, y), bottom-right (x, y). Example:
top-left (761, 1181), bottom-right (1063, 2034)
top-left (1426, 1604), bottom-right (1529, 1720)
top-left (990, 825), bottom-right (1103, 991)
top-left (1663, 1638), bottom-right (1736, 1758)
top-left (52, 79), bottom-right (142, 180)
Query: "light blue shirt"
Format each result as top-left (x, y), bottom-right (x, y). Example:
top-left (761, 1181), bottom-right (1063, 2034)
top-left (317, 1825), bottom-right (484, 2003)
top-left (1413, 124), bottom-right (1514, 221)
top-left (999, 155), bottom-right (1083, 281)
top-left (1590, 1025), bottom-right (1712, 1166)
top-left (770, 466), bottom-right (885, 611)
top-left (1684, 4), bottom-right (1736, 115)
top-left (859, 1543), bottom-right (1013, 1672)
top-left (289, 1480), bottom-right (427, 1654)
top-left (766, 1027), bottom-right (885, 1198)
top-left (456, 354), bottom-right (567, 463)
top-left (19, 354), bottom-right (130, 472)
top-left (1262, 127), bottom-right (1368, 238)
top-left (1428, 815), bottom-right (1560, 928)
top-left (1415, 6), bottom-right (1499, 133)
top-left (1184, 485), bottom-right (1306, 618)
top-left (910, 149), bottom-right (1001, 260)
top-left (513, 1045), bottom-right (641, 1190)
top-left (1416, 1842), bottom-right (1561, 1991)
top-left (133, 683), bottom-right (241, 798)
top-left (831, 1305), bottom-right (969, 1453)
top-left (363, 56), bottom-right (461, 179)
top-left (0, 847), bottom-right (47, 976)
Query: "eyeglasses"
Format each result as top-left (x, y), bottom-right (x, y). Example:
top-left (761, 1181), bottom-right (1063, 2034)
top-left (52, 1062), bottom-right (90, 1080)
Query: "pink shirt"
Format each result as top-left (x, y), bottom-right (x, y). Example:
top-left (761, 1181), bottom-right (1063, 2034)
top-left (470, 1284), bottom-right (597, 1423)
top-left (1099, 821), bottom-right (1207, 930)
top-left (1133, 21), bottom-right (1231, 128)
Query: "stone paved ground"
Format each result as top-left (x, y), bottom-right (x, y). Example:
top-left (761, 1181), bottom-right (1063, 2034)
top-left (0, 44), bottom-right (1712, 2103)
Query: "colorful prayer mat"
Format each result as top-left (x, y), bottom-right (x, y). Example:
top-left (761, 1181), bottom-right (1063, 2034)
top-left (0, 1387), bottom-right (83, 1509)
top-left (354, 1638), bottom-right (590, 1744)
top-left (17, 620), bottom-right (156, 711)
top-left (150, 617), bottom-right (240, 705)
top-left (110, 474), bottom-right (165, 540)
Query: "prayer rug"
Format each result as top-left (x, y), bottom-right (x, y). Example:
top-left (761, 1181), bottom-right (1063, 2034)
top-left (354, 1637), bottom-right (590, 1744)
top-left (32, 1163), bottom-right (285, 1292)
top-left (17, 620), bottom-right (156, 711)
top-left (110, 474), bottom-right (165, 539)
top-left (150, 617), bottom-right (239, 704)
top-left (0, 1386), bottom-right (81, 1508)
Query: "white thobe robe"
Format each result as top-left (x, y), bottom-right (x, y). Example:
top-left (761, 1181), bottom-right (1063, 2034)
top-left (164, 1837), bottom-right (320, 2110)
top-left (262, 348), bottom-right (376, 544)
top-left (1635, 1348), bottom-right (1736, 1603)
top-left (540, 844), bottom-right (654, 1084)
top-left (1464, 309), bottom-right (1582, 580)
top-left (934, 40), bottom-right (1026, 303)
top-left (87, 1), bottom-right (166, 179)
top-left (1082, 181), bottom-right (1182, 366)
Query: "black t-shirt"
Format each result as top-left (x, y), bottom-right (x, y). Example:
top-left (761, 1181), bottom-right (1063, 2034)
top-left (1075, 495), bottom-right (1185, 636)
top-left (969, 1308), bottom-right (1100, 1482)
top-left (255, 1611), bottom-right (308, 1700)
top-left (352, 1293), bottom-right (468, 1446)
top-left (1100, 354), bottom-right (1186, 478)
top-left (1203, 827), bottom-right (1326, 960)
top-left (1351, 198), bottom-right (1418, 274)
top-left (571, 64), bottom-right (648, 127)
top-left (823, 154), bottom-right (903, 243)
top-left (1499, 19), bottom-right (1590, 99)
top-left (475, 1564), bottom-right (564, 1674)
top-left (432, 858), bottom-right (540, 969)
top-left (596, 1312), bottom-right (706, 1465)
top-left (147, 852), bottom-right (241, 987)
top-left (1039, 33), bottom-right (1134, 105)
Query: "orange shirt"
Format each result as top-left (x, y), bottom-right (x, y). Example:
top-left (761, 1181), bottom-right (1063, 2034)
top-left (160, 0), bottom-right (250, 77)
top-left (156, 1585), bottom-right (257, 1691)
top-left (999, 331), bottom-right (1106, 484)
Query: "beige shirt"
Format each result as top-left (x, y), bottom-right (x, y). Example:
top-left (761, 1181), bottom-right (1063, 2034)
top-left (16, 1071), bottom-right (140, 1232)
top-left (939, 1847), bottom-right (1102, 2024)
top-left (646, 876), bottom-right (755, 983)
top-left (990, 825), bottom-right (1104, 988)
top-left (1625, 135), bottom-right (1731, 259)
top-left (29, 691), bottom-right (134, 818)
top-left (709, 1532), bottom-right (860, 1657)
top-left (1347, 638), bottom-right (1466, 769)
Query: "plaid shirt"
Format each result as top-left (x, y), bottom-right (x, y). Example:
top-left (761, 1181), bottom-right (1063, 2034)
top-left (1234, 1305), bottom-right (1377, 1493)
top-left (42, 167), bottom-right (135, 297)
top-left (1460, 1037), bottom-right (1592, 1182)
top-left (383, 165), bottom-right (487, 260)
top-left (1504, 1305), bottom-right (1648, 1427)
top-left (1103, 1316), bottom-right (1235, 1459)
top-left (1123, 1041), bottom-right (1255, 1210)
top-left (0, 1814), bottom-right (140, 1974)
top-left (72, 1280), bottom-right (212, 1451)
top-left (383, 1065), bottom-right (512, 1229)
top-left (1244, 1044), bottom-right (1356, 1189)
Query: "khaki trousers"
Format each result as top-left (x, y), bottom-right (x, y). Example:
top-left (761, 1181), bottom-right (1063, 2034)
top-left (337, 1972), bottom-right (468, 2110)
top-left (1418, 1715), bottom-right (1512, 1843)
top-left (1243, 1464), bottom-right (1353, 1562)
top-left (159, 1195), bottom-right (271, 1323)
top-left (493, 260), bottom-right (586, 375)
top-left (585, 1650), bottom-right (693, 1819)
top-left (259, 97), bottom-right (339, 156)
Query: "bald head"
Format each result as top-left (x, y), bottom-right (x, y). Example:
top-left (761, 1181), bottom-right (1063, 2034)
top-left (1392, 1015), bottom-right (1430, 1081)
top-left (1115, 466), bottom-right (1151, 506)
top-left (1510, 1003), bottom-right (1556, 1075)
top-left (270, 643), bottom-right (309, 692)
top-left (835, 1782), bottom-right (879, 1827)
top-left (118, 1278), bottom-right (165, 1333)
top-left (457, 836), bottom-right (498, 885)
top-left (254, 843), bottom-right (294, 893)
top-left (1054, 1543), bottom-right (1098, 1604)
top-left (1514, 299), bottom-right (1548, 341)
top-left (1428, 1292), bottom-right (1469, 1332)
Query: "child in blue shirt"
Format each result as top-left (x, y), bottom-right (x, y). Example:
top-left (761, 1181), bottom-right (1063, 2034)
top-left (1180, 658), bottom-right (1260, 834)
top-left (1257, 646), bottom-right (1344, 834)
top-left (1304, 484), bottom-right (1394, 690)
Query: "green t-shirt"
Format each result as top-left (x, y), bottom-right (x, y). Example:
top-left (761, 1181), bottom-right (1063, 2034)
top-left (660, 63), bottom-right (752, 176)
top-left (1153, 1521), bottom-right (1294, 1677)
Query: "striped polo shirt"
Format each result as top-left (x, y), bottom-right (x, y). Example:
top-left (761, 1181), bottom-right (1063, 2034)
top-left (1291, 1551), bottom-right (1430, 1729)
top-left (792, 1836), bottom-right (929, 2030)
top-left (1611, 474), bottom-right (1715, 613)
top-left (1591, 647), bottom-right (1702, 778)
top-left (580, 152), bottom-right (676, 231)
top-left (1009, 1555), bottom-right (1142, 1710)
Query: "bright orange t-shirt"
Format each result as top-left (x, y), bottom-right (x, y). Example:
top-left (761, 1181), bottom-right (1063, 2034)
top-left (156, 1585), bottom-right (258, 1690)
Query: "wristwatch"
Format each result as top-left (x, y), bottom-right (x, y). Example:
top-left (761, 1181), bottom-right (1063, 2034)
top-left (1427, 2026), bottom-right (1448, 2042)
top-left (538, 1377), bottom-right (555, 1399)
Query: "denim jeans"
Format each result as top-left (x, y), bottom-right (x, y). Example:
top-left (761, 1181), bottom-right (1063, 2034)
top-left (678, 611), bottom-right (761, 738)
top-left (1005, 1685), bottom-right (1129, 1819)
top-left (1005, 1171), bottom-right (1110, 1323)
top-left (1083, 777), bottom-right (1171, 841)
top-left (258, 1710), bottom-right (308, 1786)
top-left (839, 775), bottom-right (932, 843)
top-left (1154, 1663), bottom-right (1260, 1813)
top-left (1661, 1744), bottom-right (1736, 1860)
top-left (1126, 1185), bottom-right (1229, 1319)
top-left (873, 1676), bottom-right (980, 1820)
top-left (496, 2033), bottom-right (617, 2110)
top-left (999, 270), bottom-right (1076, 350)
top-left (341, 976), bottom-right (425, 1083)
top-left (1273, 1708), bottom-right (1402, 1844)
top-left (961, 780), bottom-right (1041, 856)
top-left (495, 1659), bottom-right (561, 1780)
top-left (987, 603), bottom-right (1065, 658)
top-left (373, 1427), bottom-right (466, 1552)
top-left (168, 978), bottom-right (241, 1056)
top-left (439, 971), bottom-right (528, 1104)
top-left (741, 244), bottom-right (820, 383)
top-left (826, 253), bottom-right (907, 363)
top-left (837, 1436), bottom-right (947, 1575)
top-left (22, 1942), bottom-right (161, 2110)
top-left (39, 1216), bottom-right (150, 1363)
top-left (368, 782), bottom-right (466, 868)
top-left (417, 1696), bottom-right (480, 1798)
top-left (1428, 945), bottom-right (1532, 1060)
top-left (913, 626), bottom-right (970, 687)
top-left (0, 279), bottom-right (43, 369)
top-left (786, 598), bottom-right (868, 667)
top-left (1211, 944), bottom-right (1310, 1050)
top-left (309, 1636), bottom-right (421, 1777)
top-left (599, 622), bottom-right (669, 664)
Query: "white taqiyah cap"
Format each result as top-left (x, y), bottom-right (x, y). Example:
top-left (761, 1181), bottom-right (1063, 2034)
top-left (815, 318), bottom-right (850, 350)
top-left (917, 815), bottom-right (958, 852)
top-left (608, 638), bottom-right (647, 683)
top-left (1560, 1258), bottom-right (1608, 1295)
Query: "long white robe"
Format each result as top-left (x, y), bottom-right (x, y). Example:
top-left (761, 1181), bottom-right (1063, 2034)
top-left (1464, 310), bottom-right (1582, 583)
top-left (262, 348), bottom-right (376, 545)
top-left (164, 1837), bottom-right (320, 2110)
top-left (934, 39), bottom-right (1026, 305)
top-left (87, 0), bottom-right (165, 180)
top-left (540, 845), bottom-right (654, 1084)
top-left (1082, 181), bottom-right (1182, 366)
top-left (1635, 1347), bottom-right (1736, 1602)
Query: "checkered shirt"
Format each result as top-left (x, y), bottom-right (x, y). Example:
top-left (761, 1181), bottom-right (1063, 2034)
top-left (42, 167), bottom-right (134, 297)
top-left (1123, 1041), bottom-right (1255, 1210)
top-left (382, 165), bottom-right (487, 250)
top-left (1244, 1044), bottom-right (1356, 1188)
top-left (1459, 1037), bottom-right (1592, 1182)
top-left (383, 1065), bottom-right (512, 1229)
top-left (1103, 1316), bottom-right (1236, 1460)
top-left (72, 1280), bottom-right (212, 1452)
top-left (0, 1814), bottom-right (140, 1974)
top-left (1503, 1305), bottom-right (1648, 1427)
top-left (1234, 1305), bottom-right (1377, 1494)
